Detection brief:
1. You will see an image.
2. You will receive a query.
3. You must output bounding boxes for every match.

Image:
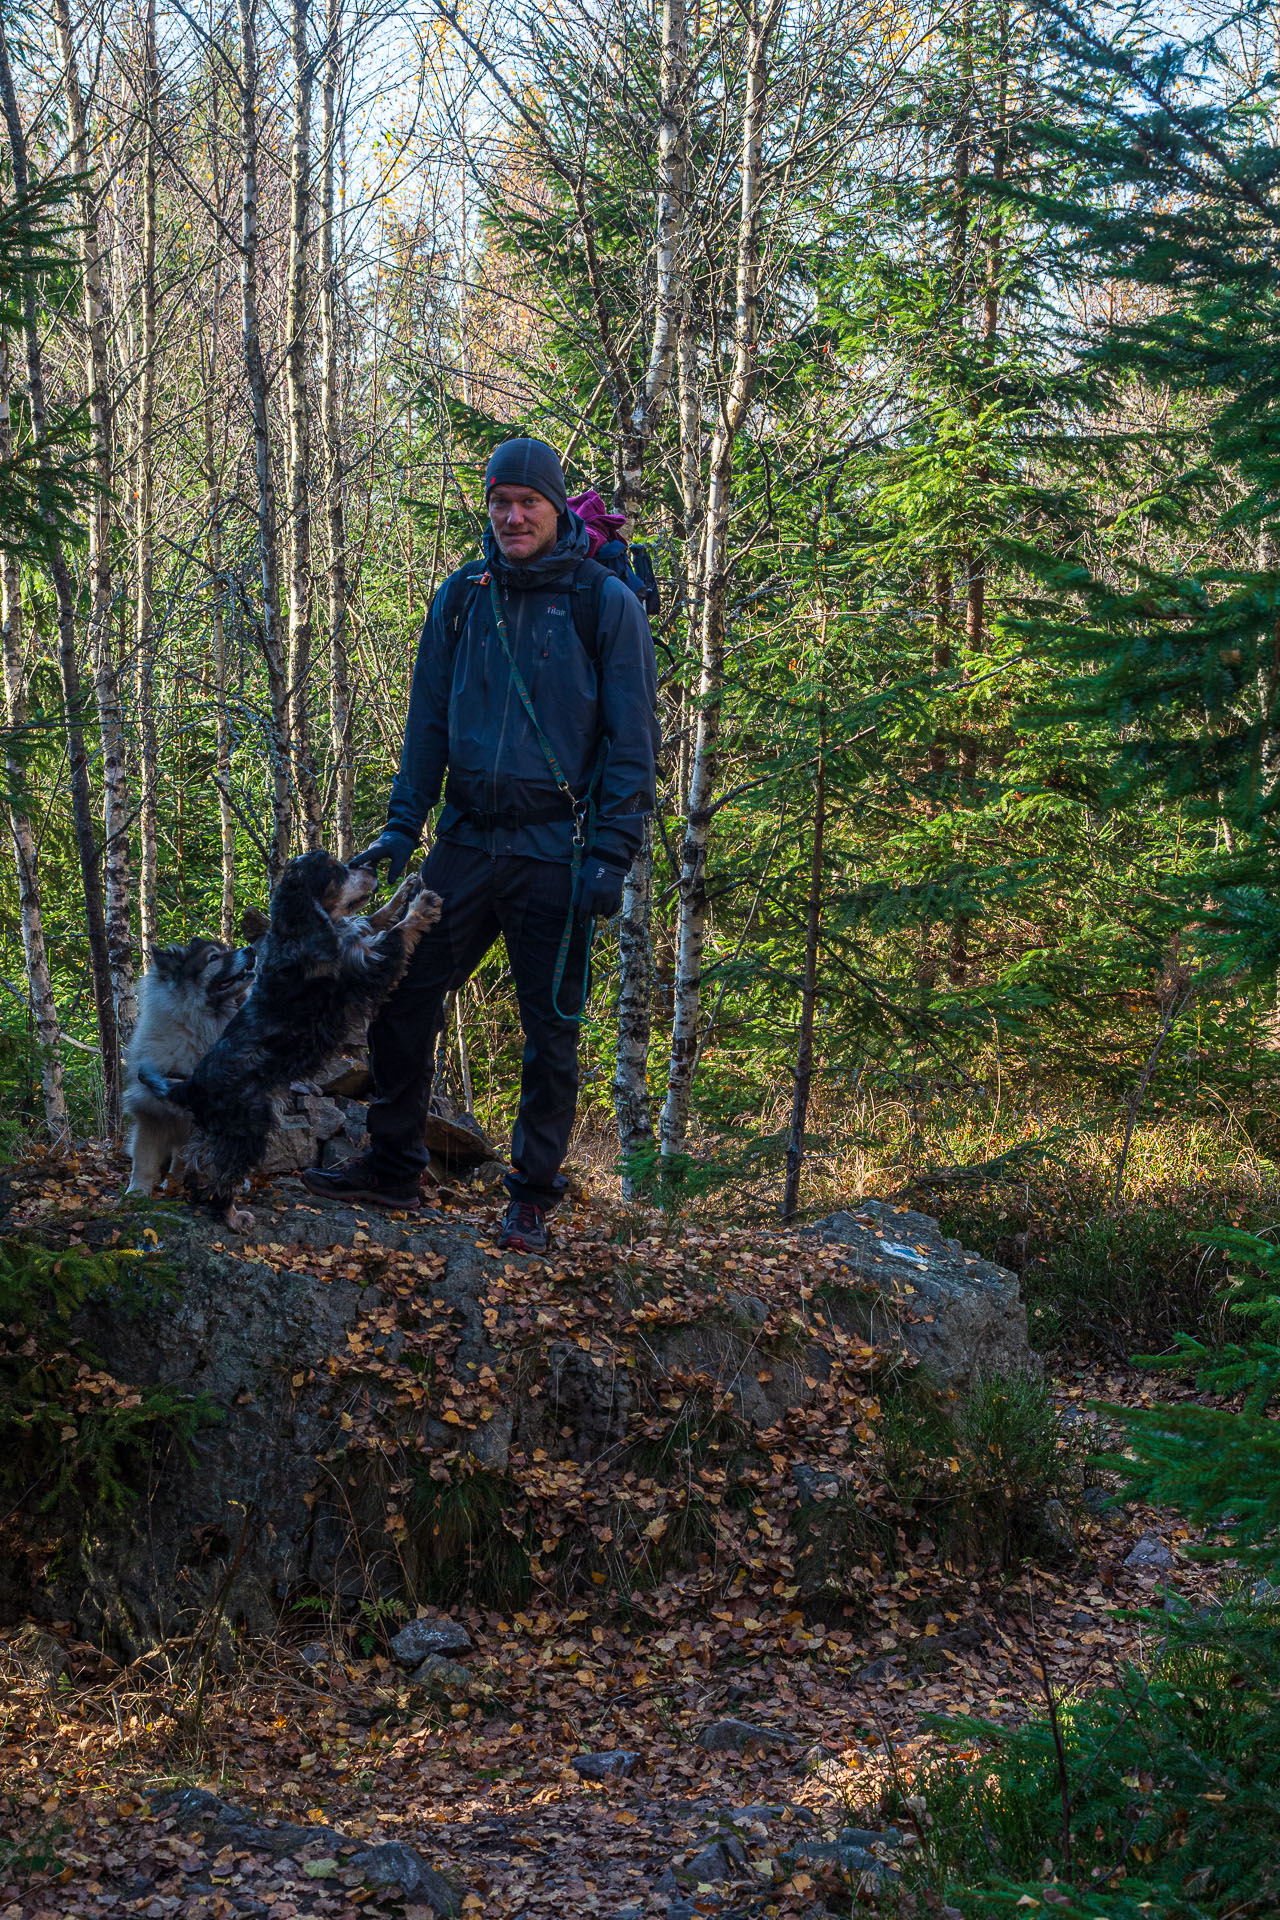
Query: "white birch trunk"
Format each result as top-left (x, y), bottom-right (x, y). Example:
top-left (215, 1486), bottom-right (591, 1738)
top-left (611, 0), bottom-right (689, 1159)
top-left (286, 0), bottom-right (322, 846)
top-left (0, 10), bottom-right (120, 1124)
top-left (659, 0), bottom-right (781, 1155)
top-left (319, 0), bottom-right (353, 856)
top-left (239, 0), bottom-right (293, 880)
top-left (135, 0), bottom-right (160, 958)
top-left (673, 311), bottom-right (703, 811)
top-left (0, 343), bottom-right (67, 1137)
top-left (619, 0), bottom-right (687, 515)
top-left (53, 0), bottom-right (137, 1033)
top-left (201, 268), bottom-right (236, 942)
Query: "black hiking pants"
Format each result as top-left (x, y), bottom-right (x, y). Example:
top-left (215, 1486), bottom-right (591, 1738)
top-left (366, 838), bottom-right (590, 1211)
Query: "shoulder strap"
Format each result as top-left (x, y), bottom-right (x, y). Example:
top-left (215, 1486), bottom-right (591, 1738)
top-left (441, 564), bottom-right (487, 656)
top-left (569, 556), bottom-right (612, 663)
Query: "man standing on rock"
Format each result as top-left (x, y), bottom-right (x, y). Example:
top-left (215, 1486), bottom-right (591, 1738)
top-left (304, 438), bottom-right (657, 1252)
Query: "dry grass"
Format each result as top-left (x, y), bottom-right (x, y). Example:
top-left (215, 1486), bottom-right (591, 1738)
top-left (568, 1086), bottom-right (1280, 1225)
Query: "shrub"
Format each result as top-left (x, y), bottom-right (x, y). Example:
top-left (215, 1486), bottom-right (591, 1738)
top-left (0, 1235), bottom-right (215, 1511)
top-left (796, 1371), bottom-right (1082, 1600)
top-left (908, 1601), bottom-right (1280, 1917)
top-left (1108, 1228), bottom-right (1280, 1574)
top-left (1030, 1209), bottom-right (1229, 1358)
top-left (932, 1184), bottom-right (1236, 1358)
top-left (885, 1372), bottom-right (1082, 1571)
top-left (904, 1229), bottom-right (1280, 1916)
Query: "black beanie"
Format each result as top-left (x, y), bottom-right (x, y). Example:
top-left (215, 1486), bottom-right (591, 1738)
top-left (484, 437), bottom-right (568, 515)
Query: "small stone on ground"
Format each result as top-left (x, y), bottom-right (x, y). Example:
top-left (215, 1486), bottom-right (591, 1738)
top-left (698, 1716), bottom-right (799, 1753)
top-left (390, 1616), bottom-right (473, 1663)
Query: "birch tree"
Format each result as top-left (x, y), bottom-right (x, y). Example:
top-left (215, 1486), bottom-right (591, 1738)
top-left (658, 0), bottom-right (784, 1156)
top-left (53, 0), bottom-right (137, 1036)
top-left (0, 338), bottom-right (67, 1136)
top-left (238, 0), bottom-right (293, 880)
top-left (319, 0), bottom-right (353, 855)
top-left (201, 251), bottom-right (237, 942)
top-left (134, 0), bottom-right (161, 958)
top-left (285, 0), bottom-right (322, 845)
top-left (614, 0), bottom-right (689, 1164)
top-left (0, 9), bottom-right (120, 1124)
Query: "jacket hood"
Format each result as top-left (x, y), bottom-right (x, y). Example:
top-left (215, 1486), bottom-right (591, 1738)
top-left (485, 512), bottom-right (589, 589)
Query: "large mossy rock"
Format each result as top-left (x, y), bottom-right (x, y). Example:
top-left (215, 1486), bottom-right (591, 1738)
top-left (3, 1191), bottom-right (881, 1655)
top-left (3, 1185), bottom-right (1038, 1656)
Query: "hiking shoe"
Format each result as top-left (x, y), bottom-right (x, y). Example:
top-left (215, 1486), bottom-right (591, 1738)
top-left (497, 1198), bottom-right (549, 1253)
top-left (301, 1155), bottom-right (422, 1209)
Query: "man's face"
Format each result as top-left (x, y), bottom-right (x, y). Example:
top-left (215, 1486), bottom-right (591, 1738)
top-left (489, 484), bottom-right (560, 563)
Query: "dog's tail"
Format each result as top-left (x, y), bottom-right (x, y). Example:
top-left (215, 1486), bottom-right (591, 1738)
top-left (137, 1061), bottom-right (194, 1108)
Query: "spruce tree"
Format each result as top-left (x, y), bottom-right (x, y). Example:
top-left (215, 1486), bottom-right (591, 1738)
top-left (1007, 0), bottom-right (1280, 982)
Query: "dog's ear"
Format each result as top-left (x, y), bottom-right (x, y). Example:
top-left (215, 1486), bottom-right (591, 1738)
top-left (267, 860), bottom-right (332, 943)
top-left (239, 906), bottom-right (270, 944)
top-left (150, 945), bottom-right (186, 982)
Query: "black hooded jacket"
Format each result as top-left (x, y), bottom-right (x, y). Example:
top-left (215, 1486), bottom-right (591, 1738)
top-left (385, 515), bottom-right (658, 867)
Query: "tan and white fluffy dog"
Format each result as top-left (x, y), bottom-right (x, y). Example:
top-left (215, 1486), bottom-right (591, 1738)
top-left (123, 938), bottom-right (256, 1195)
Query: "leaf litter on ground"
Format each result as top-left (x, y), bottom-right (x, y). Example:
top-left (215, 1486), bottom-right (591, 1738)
top-left (0, 1143), bottom-right (1231, 1918)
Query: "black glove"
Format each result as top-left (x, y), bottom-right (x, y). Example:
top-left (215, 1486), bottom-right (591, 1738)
top-left (350, 829), bottom-right (416, 884)
top-left (573, 855), bottom-right (626, 920)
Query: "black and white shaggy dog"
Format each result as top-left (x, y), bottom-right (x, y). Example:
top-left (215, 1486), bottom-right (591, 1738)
top-left (124, 938), bottom-right (256, 1195)
top-left (138, 851), bottom-right (442, 1226)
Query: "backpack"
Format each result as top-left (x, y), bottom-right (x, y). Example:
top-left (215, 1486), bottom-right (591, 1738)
top-left (596, 536), bottom-right (661, 620)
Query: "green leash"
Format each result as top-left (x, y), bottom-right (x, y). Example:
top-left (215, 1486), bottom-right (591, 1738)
top-left (485, 572), bottom-right (605, 1022)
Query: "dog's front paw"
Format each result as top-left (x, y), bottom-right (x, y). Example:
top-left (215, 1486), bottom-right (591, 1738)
top-left (225, 1202), bottom-right (255, 1231)
top-left (406, 888), bottom-right (443, 931)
